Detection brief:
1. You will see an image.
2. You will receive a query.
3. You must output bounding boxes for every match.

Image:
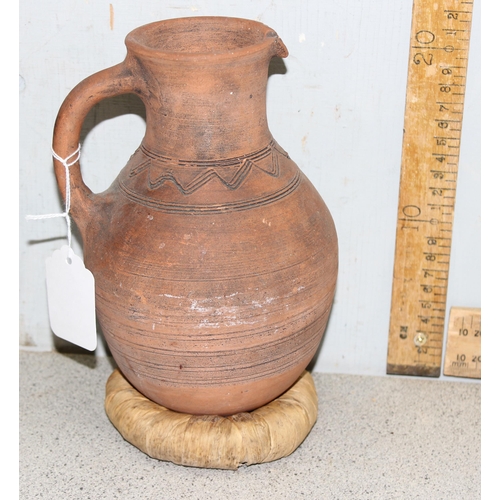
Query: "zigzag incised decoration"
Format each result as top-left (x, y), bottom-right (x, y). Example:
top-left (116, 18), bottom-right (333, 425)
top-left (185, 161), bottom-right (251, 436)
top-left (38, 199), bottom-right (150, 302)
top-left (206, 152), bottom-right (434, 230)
top-left (129, 141), bottom-right (288, 195)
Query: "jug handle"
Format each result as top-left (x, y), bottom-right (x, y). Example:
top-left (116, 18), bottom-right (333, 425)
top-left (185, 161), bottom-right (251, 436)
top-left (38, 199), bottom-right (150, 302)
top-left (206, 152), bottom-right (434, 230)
top-left (52, 62), bottom-right (135, 227)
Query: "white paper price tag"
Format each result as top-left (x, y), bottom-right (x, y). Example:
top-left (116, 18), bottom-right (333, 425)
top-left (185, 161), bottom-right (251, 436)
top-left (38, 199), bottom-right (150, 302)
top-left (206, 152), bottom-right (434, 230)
top-left (45, 245), bottom-right (97, 351)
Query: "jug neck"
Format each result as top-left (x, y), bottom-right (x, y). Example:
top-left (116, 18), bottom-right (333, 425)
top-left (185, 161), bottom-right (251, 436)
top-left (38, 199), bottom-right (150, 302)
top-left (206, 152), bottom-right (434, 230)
top-left (130, 54), bottom-right (274, 160)
top-left (124, 18), bottom-right (288, 161)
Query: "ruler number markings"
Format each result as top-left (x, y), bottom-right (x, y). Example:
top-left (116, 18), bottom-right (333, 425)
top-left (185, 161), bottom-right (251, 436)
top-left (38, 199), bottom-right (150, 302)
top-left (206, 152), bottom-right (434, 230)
top-left (444, 307), bottom-right (481, 378)
top-left (387, 0), bottom-right (475, 376)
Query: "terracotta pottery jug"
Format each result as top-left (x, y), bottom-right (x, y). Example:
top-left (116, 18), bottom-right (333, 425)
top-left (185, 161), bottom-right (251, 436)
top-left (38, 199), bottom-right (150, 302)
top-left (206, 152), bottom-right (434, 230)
top-left (52, 17), bottom-right (338, 416)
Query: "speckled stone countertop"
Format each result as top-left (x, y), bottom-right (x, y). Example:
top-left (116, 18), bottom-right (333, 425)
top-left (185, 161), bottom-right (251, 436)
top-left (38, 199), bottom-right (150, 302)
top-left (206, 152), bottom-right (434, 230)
top-left (19, 351), bottom-right (480, 499)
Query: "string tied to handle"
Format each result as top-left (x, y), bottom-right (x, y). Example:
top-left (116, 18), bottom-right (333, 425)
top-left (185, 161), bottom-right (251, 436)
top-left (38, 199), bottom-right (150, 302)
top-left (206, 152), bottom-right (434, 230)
top-left (26, 145), bottom-right (81, 250)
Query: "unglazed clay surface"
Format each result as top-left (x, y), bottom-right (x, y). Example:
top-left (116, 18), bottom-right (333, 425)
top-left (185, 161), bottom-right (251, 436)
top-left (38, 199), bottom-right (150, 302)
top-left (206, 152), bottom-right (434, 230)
top-left (52, 17), bottom-right (338, 415)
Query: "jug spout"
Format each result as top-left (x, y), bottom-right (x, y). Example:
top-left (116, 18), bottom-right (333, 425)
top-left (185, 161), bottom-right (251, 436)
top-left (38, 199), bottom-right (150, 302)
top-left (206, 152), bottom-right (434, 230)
top-left (266, 30), bottom-right (289, 58)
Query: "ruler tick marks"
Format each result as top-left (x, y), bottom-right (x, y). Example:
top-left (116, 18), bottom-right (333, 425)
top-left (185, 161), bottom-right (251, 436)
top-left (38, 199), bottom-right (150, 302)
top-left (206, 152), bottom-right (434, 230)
top-left (443, 307), bottom-right (481, 379)
top-left (387, 0), bottom-right (475, 377)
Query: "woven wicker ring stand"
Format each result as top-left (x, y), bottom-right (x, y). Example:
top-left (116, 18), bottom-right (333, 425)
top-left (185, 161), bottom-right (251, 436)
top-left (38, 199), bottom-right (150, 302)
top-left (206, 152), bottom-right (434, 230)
top-left (105, 369), bottom-right (318, 470)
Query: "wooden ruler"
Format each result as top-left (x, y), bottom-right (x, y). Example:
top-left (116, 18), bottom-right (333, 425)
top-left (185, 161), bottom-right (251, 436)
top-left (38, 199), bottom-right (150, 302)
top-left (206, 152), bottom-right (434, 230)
top-left (443, 307), bottom-right (481, 378)
top-left (386, 0), bottom-right (475, 376)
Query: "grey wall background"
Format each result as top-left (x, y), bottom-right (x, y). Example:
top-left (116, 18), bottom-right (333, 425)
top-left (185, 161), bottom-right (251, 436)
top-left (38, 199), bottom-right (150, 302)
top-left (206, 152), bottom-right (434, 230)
top-left (19, 0), bottom-right (480, 378)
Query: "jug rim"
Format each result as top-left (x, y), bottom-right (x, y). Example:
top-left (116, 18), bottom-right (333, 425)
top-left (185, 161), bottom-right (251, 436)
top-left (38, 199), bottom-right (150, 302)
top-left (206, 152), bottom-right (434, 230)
top-left (125, 16), bottom-right (288, 61)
